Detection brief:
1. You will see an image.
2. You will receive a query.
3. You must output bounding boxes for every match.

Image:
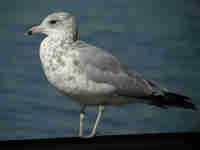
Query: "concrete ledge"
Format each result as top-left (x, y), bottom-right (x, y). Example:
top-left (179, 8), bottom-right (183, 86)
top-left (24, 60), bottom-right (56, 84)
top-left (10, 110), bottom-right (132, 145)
top-left (0, 132), bottom-right (199, 150)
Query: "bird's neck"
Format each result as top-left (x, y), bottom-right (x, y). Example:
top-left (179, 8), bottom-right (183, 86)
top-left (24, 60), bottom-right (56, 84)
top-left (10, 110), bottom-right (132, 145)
top-left (48, 27), bottom-right (78, 46)
top-left (49, 33), bottom-right (73, 45)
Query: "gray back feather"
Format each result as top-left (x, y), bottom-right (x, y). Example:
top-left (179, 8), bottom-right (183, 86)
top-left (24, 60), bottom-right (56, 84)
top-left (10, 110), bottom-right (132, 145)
top-left (74, 41), bottom-right (164, 98)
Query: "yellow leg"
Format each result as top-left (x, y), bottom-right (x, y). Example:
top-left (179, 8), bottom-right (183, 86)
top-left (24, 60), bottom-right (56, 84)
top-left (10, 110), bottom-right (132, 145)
top-left (79, 105), bottom-right (86, 137)
top-left (85, 105), bottom-right (104, 138)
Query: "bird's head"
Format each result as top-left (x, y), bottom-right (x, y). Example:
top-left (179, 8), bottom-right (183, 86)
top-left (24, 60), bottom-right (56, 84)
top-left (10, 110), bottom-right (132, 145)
top-left (25, 12), bottom-right (77, 41)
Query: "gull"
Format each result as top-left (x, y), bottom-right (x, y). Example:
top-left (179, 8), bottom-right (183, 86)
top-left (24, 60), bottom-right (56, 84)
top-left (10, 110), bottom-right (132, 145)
top-left (25, 12), bottom-right (196, 138)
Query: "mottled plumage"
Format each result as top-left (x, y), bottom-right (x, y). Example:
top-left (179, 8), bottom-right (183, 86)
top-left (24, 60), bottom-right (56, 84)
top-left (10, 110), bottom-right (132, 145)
top-left (26, 12), bottom-right (196, 138)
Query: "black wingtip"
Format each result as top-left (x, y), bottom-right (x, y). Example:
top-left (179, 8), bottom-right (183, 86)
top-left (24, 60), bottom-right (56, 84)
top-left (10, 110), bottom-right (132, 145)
top-left (182, 102), bottom-right (198, 111)
top-left (166, 92), bottom-right (191, 100)
top-left (164, 92), bottom-right (197, 111)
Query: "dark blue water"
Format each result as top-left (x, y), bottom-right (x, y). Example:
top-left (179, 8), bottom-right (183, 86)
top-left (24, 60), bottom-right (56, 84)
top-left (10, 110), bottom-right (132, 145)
top-left (0, 0), bottom-right (200, 140)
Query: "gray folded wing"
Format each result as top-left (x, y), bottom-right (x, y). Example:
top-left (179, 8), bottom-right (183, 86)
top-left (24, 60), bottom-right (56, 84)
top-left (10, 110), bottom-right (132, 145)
top-left (75, 41), bottom-right (164, 98)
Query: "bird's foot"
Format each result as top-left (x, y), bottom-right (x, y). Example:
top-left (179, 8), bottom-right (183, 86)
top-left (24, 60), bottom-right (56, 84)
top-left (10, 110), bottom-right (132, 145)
top-left (80, 132), bottom-right (96, 138)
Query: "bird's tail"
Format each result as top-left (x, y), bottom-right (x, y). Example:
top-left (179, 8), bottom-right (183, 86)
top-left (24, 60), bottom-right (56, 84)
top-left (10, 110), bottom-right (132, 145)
top-left (152, 92), bottom-right (197, 110)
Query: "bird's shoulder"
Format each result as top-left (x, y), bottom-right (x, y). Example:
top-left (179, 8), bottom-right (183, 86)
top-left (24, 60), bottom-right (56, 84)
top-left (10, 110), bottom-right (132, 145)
top-left (71, 40), bottom-right (123, 74)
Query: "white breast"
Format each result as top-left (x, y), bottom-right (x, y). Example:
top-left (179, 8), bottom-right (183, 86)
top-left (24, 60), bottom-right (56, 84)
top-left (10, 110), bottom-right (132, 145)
top-left (39, 37), bottom-right (116, 105)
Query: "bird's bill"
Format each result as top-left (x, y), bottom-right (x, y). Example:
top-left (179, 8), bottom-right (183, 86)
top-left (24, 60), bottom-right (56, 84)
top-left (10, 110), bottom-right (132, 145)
top-left (25, 24), bottom-right (42, 36)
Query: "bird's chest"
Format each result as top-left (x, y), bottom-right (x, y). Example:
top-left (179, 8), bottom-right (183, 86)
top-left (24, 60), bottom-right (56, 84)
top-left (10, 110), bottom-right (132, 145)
top-left (39, 38), bottom-right (116, 103)
top-left (40, 40), bottom-right (85, 93)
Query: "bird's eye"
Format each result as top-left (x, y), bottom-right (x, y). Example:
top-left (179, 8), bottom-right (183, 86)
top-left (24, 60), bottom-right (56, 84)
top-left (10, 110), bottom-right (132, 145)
top-left (49, 20), bottom-right (57, 24)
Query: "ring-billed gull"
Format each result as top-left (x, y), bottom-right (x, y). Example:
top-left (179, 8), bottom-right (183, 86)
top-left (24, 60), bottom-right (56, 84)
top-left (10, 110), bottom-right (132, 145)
top-left (25, 12), bottom-right (196, 138)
